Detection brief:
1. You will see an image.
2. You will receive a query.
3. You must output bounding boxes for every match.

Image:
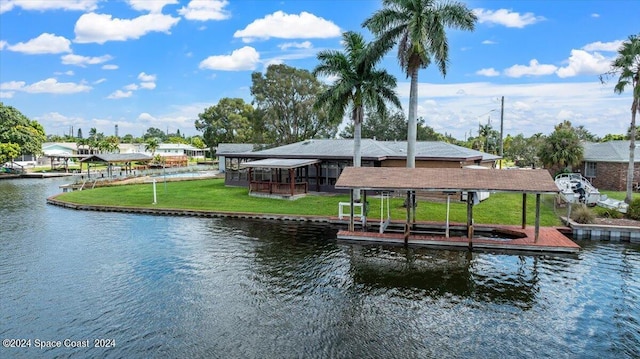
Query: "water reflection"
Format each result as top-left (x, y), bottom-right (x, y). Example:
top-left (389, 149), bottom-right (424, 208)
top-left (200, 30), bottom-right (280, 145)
top-left (347, 245), bottom-right (541, 309)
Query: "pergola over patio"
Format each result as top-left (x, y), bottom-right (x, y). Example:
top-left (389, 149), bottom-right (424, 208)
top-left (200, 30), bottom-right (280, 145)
top-left (335, 167), bottom-right (560, 245)
top-left (241, 158), bottom-right (320, 198)
top-left (80, 153), bottom-right (152, 178)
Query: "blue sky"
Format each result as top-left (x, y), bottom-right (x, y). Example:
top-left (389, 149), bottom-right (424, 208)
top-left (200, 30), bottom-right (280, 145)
top-left (0, 0), bottom-right (638, 140)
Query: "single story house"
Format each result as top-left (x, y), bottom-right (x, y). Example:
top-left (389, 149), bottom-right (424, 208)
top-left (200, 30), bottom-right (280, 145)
top-left (216, 143), bottom-right (263, 172)
top-left (220, 139), bottom-right (500, 197)
top-left (156, 143), bottom-right (209, 159)
top-left (580, 140), bottom-right (640, 191)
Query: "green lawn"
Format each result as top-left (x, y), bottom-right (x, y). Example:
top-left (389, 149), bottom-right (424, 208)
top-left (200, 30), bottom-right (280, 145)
top-left (56, 178), bottom-right (563, 226)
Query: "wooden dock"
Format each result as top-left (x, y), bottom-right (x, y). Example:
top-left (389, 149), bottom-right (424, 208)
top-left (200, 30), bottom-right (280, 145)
top-left (337, 222), bottom-right (580, 254)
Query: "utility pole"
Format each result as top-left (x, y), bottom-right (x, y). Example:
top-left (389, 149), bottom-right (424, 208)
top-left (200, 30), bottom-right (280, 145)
top-left (499, 96), bottom-right (505, 169)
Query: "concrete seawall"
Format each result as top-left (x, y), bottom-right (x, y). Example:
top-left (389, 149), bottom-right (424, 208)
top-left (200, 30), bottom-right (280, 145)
top-left (46, 194), bottom-right (342, 224)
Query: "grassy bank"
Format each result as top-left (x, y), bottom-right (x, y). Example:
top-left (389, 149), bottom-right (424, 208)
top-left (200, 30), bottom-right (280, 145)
top-left (55, 178), bottom-right (563, 226)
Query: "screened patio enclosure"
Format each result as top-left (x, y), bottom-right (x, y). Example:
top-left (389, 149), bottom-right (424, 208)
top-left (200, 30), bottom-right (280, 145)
top-left (240, 158), bottom-right (321, 199)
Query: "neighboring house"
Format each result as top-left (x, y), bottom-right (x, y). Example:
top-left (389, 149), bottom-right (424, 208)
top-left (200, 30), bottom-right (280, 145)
top-left (580, 141), bottom-right (640, 191)
top-left (156, 143), bottom-right (208, 159)
top-left (222, 139), bottom-right (500, 196)
top-left (217, 143), bottom-right (262, 173)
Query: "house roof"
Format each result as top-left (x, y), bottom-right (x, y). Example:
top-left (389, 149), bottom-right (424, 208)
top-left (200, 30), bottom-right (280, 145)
top-left (335, 167), bottom-right (559, 194)
top-left (583, 141), bottom-right (640, 163)
top-left (240, 158), bottom-right (320, 169)
top-left (216, 143), bottom-right (260, 155)
top-left (157, 143), bottom-right (203, 150)
top-left (222, 139), bottom-right (500, 162)
top-left (43, 142), bottom-right (78, 151)
top-left (80, 153), bottom-right (152, 163)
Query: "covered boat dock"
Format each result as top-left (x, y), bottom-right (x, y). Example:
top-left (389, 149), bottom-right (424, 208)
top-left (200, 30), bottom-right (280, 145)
top-left (334, 167), bottom-right (579, 253)
top-left (80, 153), bottom-right (152, 178)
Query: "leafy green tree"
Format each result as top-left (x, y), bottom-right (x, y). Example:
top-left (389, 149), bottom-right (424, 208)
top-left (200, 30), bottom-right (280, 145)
top-left (143, 127), bottom-right (166, 142)
top-left (575, 125), bottom-right (598, 142)
top-left (313, 31), bottom-right (401, 180)
top-left (0, 103), bottom-right (46, 159)
top-left (166, 136), bottom-right (189, 144)
top-left (340, 110), bottom-right (407, 140)
top-left (504, 133), bottom-right (544, 168)
top-left (0, 143), bottom-right (20, 165)
top-left (601, 34), bottom-right (640, 203)
top-left (416, 118), bottom-right (453, 142)
top-left (251, 64), bottom-right (340, 145)
top-left (97, 136), bottom-right (120, 153)
top-left (363, 0), bottom-right (476, 168)
top-left (195, 98), bottom-right (254, 156)
top-left (601, 133), bottom-right (626, 142)
top-left (538, 122), bottom-right (584, 172)
top-left (145, 138), bottom-right (159, 156)
top-left (190, 136), bottom-right (205, 149)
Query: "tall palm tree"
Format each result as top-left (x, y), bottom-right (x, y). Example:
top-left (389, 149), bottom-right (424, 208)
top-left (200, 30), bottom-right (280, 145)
top-left (607, 34), bottom-right (640, 204)
top-left (313, 31), bottom-right (402, 200)
top-left (363, 0), bottom-right (476, 168)
top-left (145, 138), bottom-right (159, 156)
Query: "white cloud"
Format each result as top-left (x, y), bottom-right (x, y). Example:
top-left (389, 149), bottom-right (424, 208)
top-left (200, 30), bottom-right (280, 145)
top-left (234, 11), bottom-right (341, 42)
top-left (0, 78), bottom-right (92, 94)
top-left (0, 80), bottom-right (26, 91)
top-left (393, 80), bottom-right (632, 139)
top-left (481, 40), bottom-right (497, 45)
top-left (504, 59), bottom-right (557, 77)
top-left (128, 0), bottom-right (178, 13)
top-left (278, 41), bottom-right (312, 51)
top-left (476, 68), bottom-right (500, 77)
top-left (199, 46), bottom-right (260, 71)
top-left (107, 90), bottom-right (133, 99)
top-left (139, 82), bottom-right (156, 90)
top-left (7, 33), bottom-right (71, 54)
top-left (178, 0), bottom-right (230, 21)
top-left (138, 112), bottom-right (155, 122)
top-left (102, 64), bottom-right (118, 70)
top-left (74, 12), bottom-right (180, 44)
top-left (557, 109), bottom-right (576, 120)
top-left (591, 13), bottom-right (600, 18)
top-left (512, 101), bottom-right (532, 111)
top-left (93, 78), bottom-right (107, 84)
top-left (0, 91), bottom-right (15, 98)
top-left (473, 8), bottom-right (544, 28)
top-left (61, 54), bottom-right (113, 66)
top-left (582, 40), bottom-right (623, 52)
top-left (138, 72), bottom-right (156, 82)
top-left (556, 49), bottom-right (611, 78)
top-left (54, 70), bottom-right (75, 76)
top-left (0, 40), bottom-right (7, 50)
top-left (0, 0), bottom-right (98, 13)
top-left (124, 83), bottom-right (139, 91)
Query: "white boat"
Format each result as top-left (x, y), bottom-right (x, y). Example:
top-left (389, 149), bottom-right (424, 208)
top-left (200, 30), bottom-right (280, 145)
top-left (554, 173), bottom-right (601, 206)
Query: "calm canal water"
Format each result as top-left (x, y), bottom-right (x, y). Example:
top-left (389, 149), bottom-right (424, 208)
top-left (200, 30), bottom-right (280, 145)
top-left (1, 177), bottom-right (639, 358)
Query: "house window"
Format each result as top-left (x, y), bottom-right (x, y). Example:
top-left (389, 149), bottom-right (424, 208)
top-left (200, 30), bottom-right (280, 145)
top-left (585, 162), bottom-right (597, 178)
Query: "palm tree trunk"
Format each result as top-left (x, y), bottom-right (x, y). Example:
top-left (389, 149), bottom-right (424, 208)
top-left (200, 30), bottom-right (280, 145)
top-left (353, 106), bottom-right (363, 201)
top-left (407, 67), bottom-right (418, 168)
top-left (626, 98), bottom-right (639, 204)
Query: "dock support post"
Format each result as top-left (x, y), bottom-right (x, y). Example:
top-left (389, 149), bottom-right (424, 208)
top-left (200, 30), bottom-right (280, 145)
top-left (522, 193), bottom-right (527, 229)
top-left (362, 190), bottom-right (367, 230)
top-left (535, 193), bottom-right (541, 242)
top-left (467, 192), bottom-right (474, 250)
top-left (411, 190), bottom-right (416, 228)
top-left (446, 193), bottom-right (451, 238)
top-left (349, 190), bottom-right (354, 232)
top-left (405, 191), bottom-right (411, 244)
